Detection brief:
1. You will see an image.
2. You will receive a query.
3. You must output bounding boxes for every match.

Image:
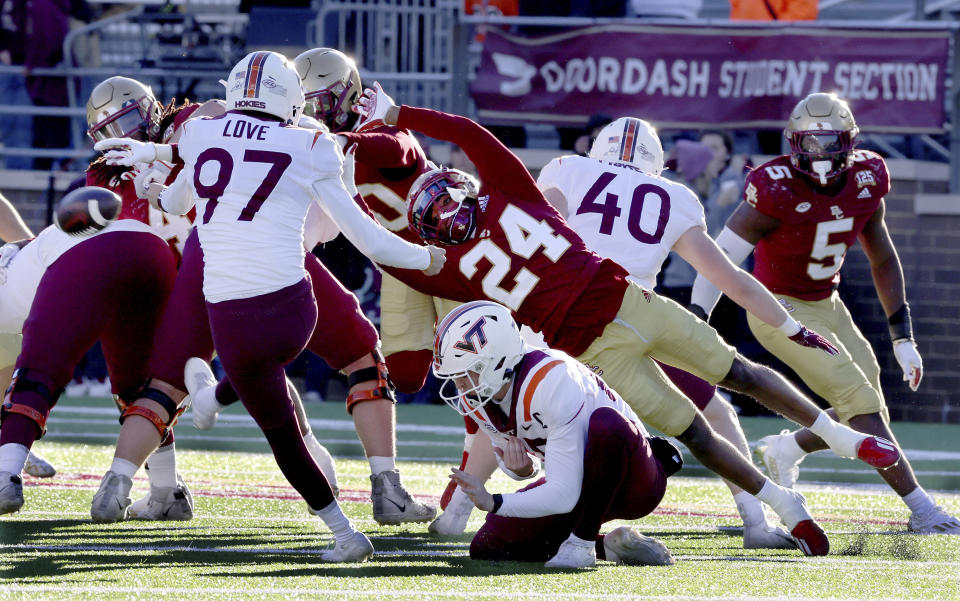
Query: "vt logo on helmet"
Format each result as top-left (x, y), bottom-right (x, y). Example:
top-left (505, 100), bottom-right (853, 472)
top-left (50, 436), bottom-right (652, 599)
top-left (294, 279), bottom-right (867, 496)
top-left (407, 167), bottom-right (481, 245)
top-left (433, 301), bottom-right (526, 416)
top-left (589, 117), bottom-right (664, 176)
top-left (785, 92), bottom-right (859, 186)
top-left (223, 51), bottom-right (305, 124)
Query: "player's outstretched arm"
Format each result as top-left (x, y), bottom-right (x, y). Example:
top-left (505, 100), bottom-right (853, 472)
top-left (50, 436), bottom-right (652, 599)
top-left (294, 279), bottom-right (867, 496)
top-left (312, 175), bottom-right (443, 274)
top-left (0, 192), bottom-right (33, 241)
top-left (858, 201), bottom-right (922, 390)
top-left (678, 226), bottom-right (838, 356)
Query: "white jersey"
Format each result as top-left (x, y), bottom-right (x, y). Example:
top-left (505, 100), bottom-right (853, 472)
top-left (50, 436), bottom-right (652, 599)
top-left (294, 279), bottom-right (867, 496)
top-left (168, 112), bottom-right (429, 302)
top-left (470, 347), bottom-right (646, 519)
top-left (0, 221), bottom-right (157, 334)
top-left (537, 154), bottom-right (706, 288)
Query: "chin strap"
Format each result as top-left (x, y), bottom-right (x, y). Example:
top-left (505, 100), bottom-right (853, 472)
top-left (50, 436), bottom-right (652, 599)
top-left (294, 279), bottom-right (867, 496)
top-left (345, 349), bottom-right (397, 415)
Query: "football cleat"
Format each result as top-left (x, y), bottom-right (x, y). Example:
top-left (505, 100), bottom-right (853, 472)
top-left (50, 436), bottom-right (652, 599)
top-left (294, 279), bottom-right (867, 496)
top-left (855, 435), bottom-right (900, 470)
top-left (428, 504), bottom-right (473, 536)
top-left (319, 530), bottom-right (374, 563)
top-left (743, 524), bottom-right (797, 550)
top-left (908, 505), bottom-right (960, 535)
top-left (0, 472), bottom-right (24, 515)
top-left (370, 469), bottom-right (437, 525)
top-left (790, 519), bottom-right (829, 556)
top-left (603, 526), bottom-right (675, 565)
top-left (23, 450), bottom-right (56, 478)
top-left (127, 473), bottom-right (194, 521)
top-left (755, 430), bottom-right (801, 489)
top-left (545, 538), bottom-right (596, 568)
top-left (185, 357), bottom-right (221, 430)
top-left (90, 470), bottom-right (133, 523)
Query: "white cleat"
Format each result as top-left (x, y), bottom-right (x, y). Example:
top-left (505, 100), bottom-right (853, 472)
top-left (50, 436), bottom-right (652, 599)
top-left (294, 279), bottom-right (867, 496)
top-left (128, 473), bottom-right (194, 521)
top-left (603, 526), bottom-right (675, 565)
top-left (755, 430), bottom-right (801, 489)
top-left (908, 506), bottom-right (960, 535)
top-left (428, 504), bottom-right (473, 536)
top-left (23, 451), bottom-right (56, 478)
top-left (545, 538), bottom-right (596, 568)
top-left (185, 357), bottom-right (221, 430)
top-left (90, 470), bottom-right (133, 522)
top-left (743, 523), bottom-right (797, 549)
top-left (0, 471), bottom-right (24, 515)
top-left (319, 530), bottom-right (374, 563)
top-left (370, 469), bottom-right (437, 525)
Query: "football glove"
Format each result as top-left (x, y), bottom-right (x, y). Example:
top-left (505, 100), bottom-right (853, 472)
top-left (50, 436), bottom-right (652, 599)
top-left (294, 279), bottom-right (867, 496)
top-left (0, 242), bottom-right (19, 285)
top-left (789, 325), bottom-right (840, 356)
top-left (353, 81), bottom-right (397, 132)
top-left (94, 138), bottom-right (170, 167)
top-left (423, 245), bottom-right (446, 276)
top-left (892, 339), bottom-right (922, 391)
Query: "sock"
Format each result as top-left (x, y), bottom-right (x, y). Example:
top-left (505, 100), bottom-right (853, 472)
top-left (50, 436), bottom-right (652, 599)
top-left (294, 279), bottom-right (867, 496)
top-left (145, 443), bottom-right (178, 488)
top-left (902, 486), bottom-right (936, 515)
top-left (0, 443), bottom-right (29, 475)
top-left (312, 500), bottom-right (356, 544)
top-left (754, 480), bottom-right (807, 530)
top-left (213, 379), bottom-right (239, 407)
top-left (304, 433), bottom-right (338, 491)
top-left (734, 491), bottom-right (768, 527)
top-left (109, 457), bottom-right (139, 480)
top-left (780, 432), bottom-right (807, 464)
top-left (368, 455), bottom-right (395, 476)
top-left (565, 533), bottom-right (595, 548)
top-left (808, 412), bottom-right (863, 459)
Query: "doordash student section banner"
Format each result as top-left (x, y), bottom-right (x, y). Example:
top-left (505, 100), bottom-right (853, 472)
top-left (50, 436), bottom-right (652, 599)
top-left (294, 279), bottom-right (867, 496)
top-left (470, 25), bottom-right (950, 132)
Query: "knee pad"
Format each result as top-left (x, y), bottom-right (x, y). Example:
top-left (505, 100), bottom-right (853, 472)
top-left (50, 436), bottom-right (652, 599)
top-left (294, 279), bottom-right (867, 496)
top-left (1, 368), bottom-right (62, 438)
top-left (345, 349), bottom-right (396, 415)
top-left (118, 381), bottom-right (187, 440)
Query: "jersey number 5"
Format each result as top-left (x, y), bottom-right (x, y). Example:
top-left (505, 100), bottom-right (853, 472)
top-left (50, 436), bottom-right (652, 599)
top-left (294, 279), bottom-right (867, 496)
top-left (807, 218), bottom-right (854, 280)
top-left (193, 148), bottom-right (292, 224)
top-left (460, 205), bottom-right (571, 311)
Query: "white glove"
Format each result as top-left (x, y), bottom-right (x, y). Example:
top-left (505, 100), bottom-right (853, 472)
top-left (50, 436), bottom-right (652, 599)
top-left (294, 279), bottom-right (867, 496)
top-left (0, 243), bottom-right (19, 285)
top-left (352, 81), bottom-right (397, 132)
top-left (423, 245), bottom-right (446, 276)
top-left (132, 163), bottom-right (168, 199)
top-left (892, 339), bottom-right (922, 391)
top-left (94, 138), bottom-right (161, 166)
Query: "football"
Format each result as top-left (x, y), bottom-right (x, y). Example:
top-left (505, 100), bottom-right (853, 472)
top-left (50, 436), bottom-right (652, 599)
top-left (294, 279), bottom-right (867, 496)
top-left (54, 186), bottom-right (123, 236)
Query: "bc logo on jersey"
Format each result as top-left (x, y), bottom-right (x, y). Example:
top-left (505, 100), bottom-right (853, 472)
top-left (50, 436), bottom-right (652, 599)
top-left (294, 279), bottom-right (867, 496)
top-left (454, 317), bottom-right (488, 354)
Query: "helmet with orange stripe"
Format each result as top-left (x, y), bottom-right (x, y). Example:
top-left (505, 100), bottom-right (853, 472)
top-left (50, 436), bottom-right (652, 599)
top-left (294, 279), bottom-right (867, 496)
top-left (224, 51), bottom-right (305, 124)
top-left (589, 117), bottom-right (664, 176)
top-left (432, 301), bottom-right (526, 417)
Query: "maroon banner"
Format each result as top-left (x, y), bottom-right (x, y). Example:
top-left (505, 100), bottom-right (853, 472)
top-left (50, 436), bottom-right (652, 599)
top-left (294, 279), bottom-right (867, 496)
top-left (471, 25), bottom-right (950, 133)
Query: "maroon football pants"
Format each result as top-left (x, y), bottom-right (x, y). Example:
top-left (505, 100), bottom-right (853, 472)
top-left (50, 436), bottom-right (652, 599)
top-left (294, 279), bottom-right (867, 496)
top-left (0, 231), bottom-right (176, 448)
top-left (206, 277), bottom-right (335, 510)
top-left (470, 407), bottom-right (667, 562)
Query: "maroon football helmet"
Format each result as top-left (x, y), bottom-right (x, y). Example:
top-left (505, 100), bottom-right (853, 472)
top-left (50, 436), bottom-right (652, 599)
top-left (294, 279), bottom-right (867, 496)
top-left (407, 168), bottom-right (480, 245)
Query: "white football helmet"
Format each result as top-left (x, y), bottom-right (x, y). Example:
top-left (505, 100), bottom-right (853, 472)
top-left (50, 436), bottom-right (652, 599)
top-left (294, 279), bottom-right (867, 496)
top-left (589, 117), bottom-right (664, 176)
top-left (433, 301), bottom-right (526, 416)
top-left (223, 51), bottom-right (305, 124)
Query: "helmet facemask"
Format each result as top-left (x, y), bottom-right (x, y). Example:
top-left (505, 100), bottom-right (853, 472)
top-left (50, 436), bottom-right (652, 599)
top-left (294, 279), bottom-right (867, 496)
top-left (87, 95), bottom-right (158, 142)
top-left (407, 169), bottom-right (479, 245)
top-left (304, 80), bottom-right (357, 131)
top-left (787, 129), bottom-right (856, 185)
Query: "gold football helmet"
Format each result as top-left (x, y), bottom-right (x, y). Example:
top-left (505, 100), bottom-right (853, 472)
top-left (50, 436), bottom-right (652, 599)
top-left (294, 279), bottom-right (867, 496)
top-left (784, 92), bottom-right (859, 184)
top-left (86, 76), bottom-right (161, 142)
top-left (293, 48), bottom-right (362, 132)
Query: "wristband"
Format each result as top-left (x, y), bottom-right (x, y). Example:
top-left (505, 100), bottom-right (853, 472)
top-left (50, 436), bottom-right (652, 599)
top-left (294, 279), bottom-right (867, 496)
top-left (491, 493), bottom-right (503, 514)
top-left (888, 304), bottom-right (913, 342)
top-left (777, 316), bottom-right (802, 337)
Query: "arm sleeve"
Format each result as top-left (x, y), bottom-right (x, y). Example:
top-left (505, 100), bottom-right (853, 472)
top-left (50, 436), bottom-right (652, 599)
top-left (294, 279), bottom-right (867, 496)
top-left (339, 129), bottom-right (418, 169)
top-left (496, 373), bottom-right (587, 518)
top-left (396, 105), bottom-right (540, 200)
top-left (156, 167), bottom-right (196, 216)
top-left (312, 177), bottom-right (430, 270)
top-left (689, 226), bottom-right (756, 315)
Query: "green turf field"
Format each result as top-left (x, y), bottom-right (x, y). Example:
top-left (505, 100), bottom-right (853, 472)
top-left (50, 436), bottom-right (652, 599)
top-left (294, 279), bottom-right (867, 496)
top-left (2, 395), bottom-right (959, 600)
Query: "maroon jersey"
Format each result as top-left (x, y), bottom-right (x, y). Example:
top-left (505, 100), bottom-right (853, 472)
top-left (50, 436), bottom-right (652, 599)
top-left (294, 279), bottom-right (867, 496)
top-left (340, 126), bottom-right (430, 243)
top-left (381, 106), bottom-right (629, 357)
top-left (745, 151), bottom-right (888, 301)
